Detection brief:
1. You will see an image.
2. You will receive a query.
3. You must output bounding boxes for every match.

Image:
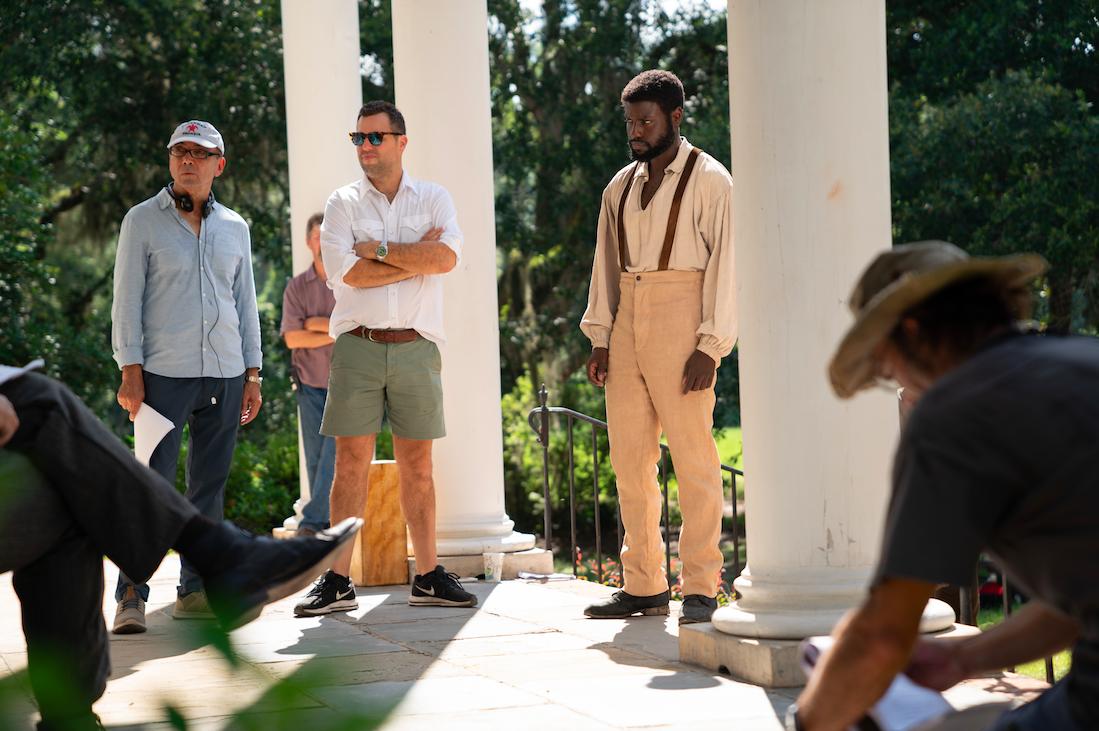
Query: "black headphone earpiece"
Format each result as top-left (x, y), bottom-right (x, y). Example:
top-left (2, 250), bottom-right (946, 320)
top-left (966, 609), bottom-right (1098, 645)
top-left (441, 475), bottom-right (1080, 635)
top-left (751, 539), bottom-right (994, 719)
top-left (166, 182), bottom-right (215, 218)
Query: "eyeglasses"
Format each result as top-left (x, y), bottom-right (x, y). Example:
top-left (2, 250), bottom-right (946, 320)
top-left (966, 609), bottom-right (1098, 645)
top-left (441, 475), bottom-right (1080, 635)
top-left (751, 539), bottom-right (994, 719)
top-left (169, 146), bottom-right (221, 160)
top-left (349, 131), bottom-right (404, 147)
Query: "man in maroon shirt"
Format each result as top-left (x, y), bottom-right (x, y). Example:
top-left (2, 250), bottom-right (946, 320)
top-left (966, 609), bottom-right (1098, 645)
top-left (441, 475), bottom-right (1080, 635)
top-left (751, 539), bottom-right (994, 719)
top-left (281, 213), bottom-right (336, 536)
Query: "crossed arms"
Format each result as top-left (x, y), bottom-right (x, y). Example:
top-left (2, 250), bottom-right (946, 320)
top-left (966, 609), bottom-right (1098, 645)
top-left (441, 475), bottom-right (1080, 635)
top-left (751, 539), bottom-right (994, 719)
top-left (342, 227), bottom-right (457, 288)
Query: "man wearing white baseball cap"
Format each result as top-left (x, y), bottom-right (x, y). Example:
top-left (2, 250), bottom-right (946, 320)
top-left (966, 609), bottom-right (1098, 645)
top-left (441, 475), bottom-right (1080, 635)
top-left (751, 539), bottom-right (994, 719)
top-left (110, 119), bottom-right (263, 633)
top-left (787, 241), bottom-right (1099, 731)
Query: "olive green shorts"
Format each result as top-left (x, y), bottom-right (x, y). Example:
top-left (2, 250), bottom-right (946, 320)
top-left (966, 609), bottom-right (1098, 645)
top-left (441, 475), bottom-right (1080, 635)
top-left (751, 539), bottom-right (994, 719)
top-left (321, 333), bottom-right (446, 440)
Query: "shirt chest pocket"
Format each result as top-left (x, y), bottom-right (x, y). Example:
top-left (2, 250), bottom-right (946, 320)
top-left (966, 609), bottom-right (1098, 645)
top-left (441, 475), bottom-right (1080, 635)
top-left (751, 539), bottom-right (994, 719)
top-left (398, 214), bottom-right (432, 243)
top-left (148, 244), bottom-right (190, 274)
top-left (351, 218), bottom-right (385, 243)
top-left (207, 238), bottom-right (241, 276)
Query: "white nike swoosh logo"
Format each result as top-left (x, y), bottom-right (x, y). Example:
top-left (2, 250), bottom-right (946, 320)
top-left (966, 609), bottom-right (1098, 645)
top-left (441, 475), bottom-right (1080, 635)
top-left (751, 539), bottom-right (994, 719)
top-left (337, 588), bottom-right (354, 600)
top-left (419, 585), bottom-right (436, 596)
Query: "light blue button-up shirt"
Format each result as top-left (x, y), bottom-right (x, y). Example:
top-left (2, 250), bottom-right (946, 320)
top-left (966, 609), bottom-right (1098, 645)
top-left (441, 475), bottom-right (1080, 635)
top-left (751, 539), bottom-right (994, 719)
top-left (111, 188), bottom-right (262, 378)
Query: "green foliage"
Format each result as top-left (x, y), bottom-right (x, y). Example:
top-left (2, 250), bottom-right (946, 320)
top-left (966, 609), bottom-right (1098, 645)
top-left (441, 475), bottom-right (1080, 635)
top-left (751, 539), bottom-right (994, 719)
top-left (489, 0), bottom-right (736, 411)
top-left (890, 71), bottom-right (1099, 333)
top-left (887, 3), bottom-right (1099, 334)
top-left (0, 113), bottom-right (60, 372)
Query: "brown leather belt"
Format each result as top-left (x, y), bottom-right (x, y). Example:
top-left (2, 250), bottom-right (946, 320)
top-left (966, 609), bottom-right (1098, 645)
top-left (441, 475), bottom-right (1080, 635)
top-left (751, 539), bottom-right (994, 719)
top-left (346, 327), bottom-right (420, 343)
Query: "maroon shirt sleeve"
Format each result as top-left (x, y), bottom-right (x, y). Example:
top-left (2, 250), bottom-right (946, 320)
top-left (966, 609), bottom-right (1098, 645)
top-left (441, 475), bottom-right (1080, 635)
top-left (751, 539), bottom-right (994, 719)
top-left (280, 275), bottom-right (306, 337)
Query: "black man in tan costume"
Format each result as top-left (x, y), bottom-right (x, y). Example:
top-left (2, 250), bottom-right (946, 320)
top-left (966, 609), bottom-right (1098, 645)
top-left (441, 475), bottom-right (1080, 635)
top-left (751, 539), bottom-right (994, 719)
top-left (580, 70), bottom-right (738, 625)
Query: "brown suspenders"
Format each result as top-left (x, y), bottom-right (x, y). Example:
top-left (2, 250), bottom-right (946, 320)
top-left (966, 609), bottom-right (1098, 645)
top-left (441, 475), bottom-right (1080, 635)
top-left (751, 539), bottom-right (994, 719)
top-left (615, 146), bottom-right (702, 273)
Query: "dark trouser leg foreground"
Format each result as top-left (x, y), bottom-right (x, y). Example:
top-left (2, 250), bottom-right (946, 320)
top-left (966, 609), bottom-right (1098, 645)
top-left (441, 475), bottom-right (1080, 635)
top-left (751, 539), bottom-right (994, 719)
top-left (1, 372), bottom-right (196, 580)
top-left (13, 530), bottom-right (108, 730)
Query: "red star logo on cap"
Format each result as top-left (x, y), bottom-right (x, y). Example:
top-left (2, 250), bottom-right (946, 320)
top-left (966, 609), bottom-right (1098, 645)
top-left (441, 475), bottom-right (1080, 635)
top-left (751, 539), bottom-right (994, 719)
top-left (186, 123), bottom-right (198, 133)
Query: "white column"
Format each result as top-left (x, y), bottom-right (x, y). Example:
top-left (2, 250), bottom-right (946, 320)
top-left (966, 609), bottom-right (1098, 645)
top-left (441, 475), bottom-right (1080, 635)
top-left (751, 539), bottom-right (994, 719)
top-left (391, 1), bottom-right (534, 555)
top-left (279, 0), bottom-right (363, 531)
top-left (713, 0), bottom-right (953, 639)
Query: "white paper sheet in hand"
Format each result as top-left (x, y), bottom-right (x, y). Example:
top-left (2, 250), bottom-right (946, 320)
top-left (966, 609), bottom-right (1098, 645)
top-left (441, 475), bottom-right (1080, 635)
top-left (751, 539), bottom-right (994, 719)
top-left (134, 403), bottom-right (174, 466)
top-left (800, 636), bottom-right (953, 731)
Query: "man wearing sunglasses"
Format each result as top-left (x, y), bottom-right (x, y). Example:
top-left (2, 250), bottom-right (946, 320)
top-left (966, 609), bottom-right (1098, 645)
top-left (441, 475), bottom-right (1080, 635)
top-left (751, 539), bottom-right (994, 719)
top-left (294, 100), bottom-right (476, 616)
top-left (580, 70), bottom-right (738, 625)
top-left (111, 120), bottom-right (263, 633)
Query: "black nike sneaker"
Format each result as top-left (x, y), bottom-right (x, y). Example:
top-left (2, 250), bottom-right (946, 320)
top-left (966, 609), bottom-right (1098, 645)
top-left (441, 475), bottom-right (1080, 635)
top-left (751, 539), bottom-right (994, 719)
top-left (409, 565), bottom-right (478, 607)
top-left (293, 570), bottom-right (358, 616)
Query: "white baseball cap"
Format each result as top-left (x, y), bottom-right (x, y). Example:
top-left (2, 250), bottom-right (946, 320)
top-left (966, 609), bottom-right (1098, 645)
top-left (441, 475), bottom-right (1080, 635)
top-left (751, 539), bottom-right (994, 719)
top-left (167, 120), bottom-right (225, 154)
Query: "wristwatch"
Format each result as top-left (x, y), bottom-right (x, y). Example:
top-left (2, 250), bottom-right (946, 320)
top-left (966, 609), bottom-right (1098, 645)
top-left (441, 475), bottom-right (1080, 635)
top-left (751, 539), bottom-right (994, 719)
top-left (375, 238), bottom-right (388, 261)
top-left (784, 703), bottom-right (804, 731)
top-left (245, 375), bottom-right (263, 385)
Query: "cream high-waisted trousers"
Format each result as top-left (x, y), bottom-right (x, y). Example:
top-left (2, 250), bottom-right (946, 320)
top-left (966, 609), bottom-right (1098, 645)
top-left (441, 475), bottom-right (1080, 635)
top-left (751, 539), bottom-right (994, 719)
top-left (606, 270), bottom-right (723, 598)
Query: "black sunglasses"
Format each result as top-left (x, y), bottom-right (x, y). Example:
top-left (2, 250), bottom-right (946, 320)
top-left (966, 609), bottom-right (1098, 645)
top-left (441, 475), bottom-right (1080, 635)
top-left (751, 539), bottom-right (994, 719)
top-left (349, 131), bottom-right (404, 147)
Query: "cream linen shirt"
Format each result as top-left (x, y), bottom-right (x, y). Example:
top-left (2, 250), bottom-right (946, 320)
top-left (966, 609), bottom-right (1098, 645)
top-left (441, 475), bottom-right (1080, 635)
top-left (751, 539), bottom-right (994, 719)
top-left (320, 172), bottom-right (463, 346)
top-left (580, 138), bottom-right (738, 361)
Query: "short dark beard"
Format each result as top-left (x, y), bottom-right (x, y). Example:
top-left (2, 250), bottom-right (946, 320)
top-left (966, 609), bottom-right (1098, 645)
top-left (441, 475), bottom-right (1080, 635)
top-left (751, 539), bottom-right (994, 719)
top-left (629, 123), bottom-right (678, 162)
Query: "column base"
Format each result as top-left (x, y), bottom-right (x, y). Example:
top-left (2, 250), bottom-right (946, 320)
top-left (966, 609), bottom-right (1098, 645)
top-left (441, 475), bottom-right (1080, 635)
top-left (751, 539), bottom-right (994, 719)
top-left (407, 547), bottom-right (553, 583)
top-left (682, 612), bottom-right (975, 688)
top-left (711, 597), bottom-right (956, 640)
top-left (434, 528), bottom-right (536, 557)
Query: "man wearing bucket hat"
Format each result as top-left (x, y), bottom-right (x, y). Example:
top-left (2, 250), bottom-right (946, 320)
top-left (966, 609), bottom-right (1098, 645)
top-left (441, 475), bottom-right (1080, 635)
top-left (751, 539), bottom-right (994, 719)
top-left (787, 241), bottom-right (1099, 730)
top-left (110, 120), bottom-right (263, 632)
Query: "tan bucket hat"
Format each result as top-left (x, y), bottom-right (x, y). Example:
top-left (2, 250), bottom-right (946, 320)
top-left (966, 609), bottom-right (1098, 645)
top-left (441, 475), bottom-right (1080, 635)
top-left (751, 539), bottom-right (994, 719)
top-left (828, 241), bottom-right (1047, 399)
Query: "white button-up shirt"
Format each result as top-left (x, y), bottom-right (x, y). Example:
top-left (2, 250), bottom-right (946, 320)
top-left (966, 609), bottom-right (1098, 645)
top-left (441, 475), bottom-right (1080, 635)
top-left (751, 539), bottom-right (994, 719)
top-left (320, 172), bottom-right (463, 345)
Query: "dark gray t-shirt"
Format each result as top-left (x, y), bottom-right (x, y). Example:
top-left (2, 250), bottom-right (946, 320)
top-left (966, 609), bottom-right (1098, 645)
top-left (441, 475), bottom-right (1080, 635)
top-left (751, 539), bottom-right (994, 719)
top-left (876, 333), bottom-right (1099, 725)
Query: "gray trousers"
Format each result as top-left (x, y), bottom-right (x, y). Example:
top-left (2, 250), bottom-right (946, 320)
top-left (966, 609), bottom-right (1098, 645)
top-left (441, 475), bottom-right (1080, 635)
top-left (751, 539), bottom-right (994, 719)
top-left (116, 372), bottom-right (243, 600)
top-left (0, 372), bottom-right (196, 726)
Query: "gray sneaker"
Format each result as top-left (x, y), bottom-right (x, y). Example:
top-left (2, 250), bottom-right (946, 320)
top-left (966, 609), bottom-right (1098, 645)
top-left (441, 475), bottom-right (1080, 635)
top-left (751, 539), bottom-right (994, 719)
top-left (112, 586), bottom-right (146, 634)
top-left (173, 590), bottom-right (216, 620)
top-left (679, 594), bottom-right (718, 625)
top-left (584, 590), bottom-right (670, 619)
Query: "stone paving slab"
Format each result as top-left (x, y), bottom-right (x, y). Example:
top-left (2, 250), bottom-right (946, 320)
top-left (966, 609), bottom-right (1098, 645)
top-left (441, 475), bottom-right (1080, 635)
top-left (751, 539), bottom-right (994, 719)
top-left (0, 556), bottom-right (1047, 730)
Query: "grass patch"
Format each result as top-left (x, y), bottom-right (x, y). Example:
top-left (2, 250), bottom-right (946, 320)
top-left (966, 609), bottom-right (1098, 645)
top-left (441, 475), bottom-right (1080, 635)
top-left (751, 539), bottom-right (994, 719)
top-left (977, 605), bottom-right (1071, 682)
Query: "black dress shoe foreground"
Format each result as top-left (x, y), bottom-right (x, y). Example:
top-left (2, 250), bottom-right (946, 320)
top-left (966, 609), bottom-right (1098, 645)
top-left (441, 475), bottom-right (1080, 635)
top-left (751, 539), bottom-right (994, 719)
top-left (678, 594), bottom-right (719, 625)
top-left (204, 516), bottom-right (363, 630)
top-left (584, 589), bottom-right (671, 619)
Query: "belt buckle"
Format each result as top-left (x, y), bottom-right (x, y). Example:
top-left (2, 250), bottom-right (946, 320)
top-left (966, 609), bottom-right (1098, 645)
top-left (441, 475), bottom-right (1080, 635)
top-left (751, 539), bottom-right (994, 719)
top-left (367, 328), bottom-right (380, 343)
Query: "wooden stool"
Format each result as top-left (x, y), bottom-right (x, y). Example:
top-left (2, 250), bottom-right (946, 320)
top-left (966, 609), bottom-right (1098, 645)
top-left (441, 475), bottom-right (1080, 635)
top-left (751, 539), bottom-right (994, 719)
top-left (349, 460), bottom-right (409, 586)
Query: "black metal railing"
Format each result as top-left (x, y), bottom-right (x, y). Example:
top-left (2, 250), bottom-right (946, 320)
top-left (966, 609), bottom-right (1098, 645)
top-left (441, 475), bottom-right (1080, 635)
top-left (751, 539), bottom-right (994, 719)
top-left (527, 384), bottom-right (744, 590)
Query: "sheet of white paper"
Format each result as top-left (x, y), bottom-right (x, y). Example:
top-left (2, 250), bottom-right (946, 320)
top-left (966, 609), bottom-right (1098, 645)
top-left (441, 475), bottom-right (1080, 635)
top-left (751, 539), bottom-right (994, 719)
top-left (0, 359), bottom-right (45, 387)
top-left (870, 673), bottom-right (954, 731)
top-left (800, 636), bottom-right (953, 731)
top-left (134, 403), bottom-right (174, 466)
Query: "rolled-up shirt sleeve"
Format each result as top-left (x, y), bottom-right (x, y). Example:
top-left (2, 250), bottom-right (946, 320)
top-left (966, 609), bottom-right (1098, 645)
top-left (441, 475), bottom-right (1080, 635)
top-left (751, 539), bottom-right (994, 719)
top-left (696, 185), bottom-right (738, 362)
top-left (111, 212), bottom-right (147, 368)
top-left (234, 226), bottom-right (263, 370)
top-left (579, 186), bottom-right (620, 349)
top-left (431, 187), bottom-right (463, 264)
top-left (320, 195), bottom-right (361, 290)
